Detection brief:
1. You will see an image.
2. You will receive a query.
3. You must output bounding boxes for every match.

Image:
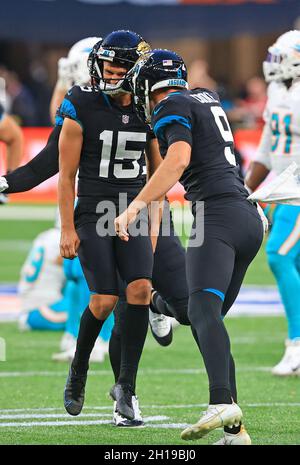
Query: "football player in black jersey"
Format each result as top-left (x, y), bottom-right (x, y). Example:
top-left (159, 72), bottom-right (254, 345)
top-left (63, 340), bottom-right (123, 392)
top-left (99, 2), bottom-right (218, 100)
top-left (0, 102), bottom-right (23, 204)
top-left (115, 49), bottom-right (265, 444)
top-left (0, 36), bottom-right (189, 426)
top-left (58, 31), bottom-right (156, 421)
top-left (56, 33), bottom-right (190, 423)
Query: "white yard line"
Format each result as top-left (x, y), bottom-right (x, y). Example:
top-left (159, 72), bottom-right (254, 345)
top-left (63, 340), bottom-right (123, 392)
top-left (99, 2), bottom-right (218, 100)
top-left (0, 367), bottom-right (273, 378)
top-left (2, 403), bottom-right (300, 416)
top-left (0, 419), bottom-right (114, 427)
top-left (0, 240), bottom-right (32, 251)
top-left (0, 415), bottom-right (169, 428)
top-left (0, 206), bottom-right (56, 221)
top-left (0, 413), bottom-right (113, 420)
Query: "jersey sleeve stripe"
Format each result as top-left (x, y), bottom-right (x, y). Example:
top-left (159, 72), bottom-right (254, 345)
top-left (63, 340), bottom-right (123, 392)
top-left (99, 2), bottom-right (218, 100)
top-left (153, 115), bottom-right (191, 139)
top-left (56, 98), bottom-right (83, 128)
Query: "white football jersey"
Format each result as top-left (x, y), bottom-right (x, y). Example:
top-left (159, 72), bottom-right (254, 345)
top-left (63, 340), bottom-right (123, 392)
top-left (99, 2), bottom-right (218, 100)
top-left (255, 79), bottom-right (300, 174)
top-left (18, 228), bottom-right (65, 311)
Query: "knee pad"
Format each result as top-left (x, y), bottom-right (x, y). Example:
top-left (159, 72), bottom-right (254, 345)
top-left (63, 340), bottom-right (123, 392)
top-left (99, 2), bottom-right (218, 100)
top-left (188, 290), bottom-right (223, 328)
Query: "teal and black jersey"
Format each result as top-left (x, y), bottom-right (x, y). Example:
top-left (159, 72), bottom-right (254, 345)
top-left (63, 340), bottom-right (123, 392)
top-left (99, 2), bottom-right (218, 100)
top-left (56, 85), bottom-right (150, 202)
top-left (151, 88), bottom-right (248, 202)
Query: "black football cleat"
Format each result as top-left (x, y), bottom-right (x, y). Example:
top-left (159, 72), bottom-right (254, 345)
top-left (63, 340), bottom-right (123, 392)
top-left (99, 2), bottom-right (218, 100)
top-left (110, 383), bottom-right (135, 420)
top-left (64, 365), bottom-right (87, 416)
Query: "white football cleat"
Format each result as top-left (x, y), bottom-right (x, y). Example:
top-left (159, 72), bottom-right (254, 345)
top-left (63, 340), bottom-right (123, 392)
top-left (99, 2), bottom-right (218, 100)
top-left (113, 395), bottom-right (144, 427)
top-left (0, 193), bottom-right (8, 204)
top-left (181, 403), bottom-right (243, 441)
top-left (52, 338), bottom-right (107, 363)
top-left (149, 309), bottom-right (173, 347)
top-left (0, 176), bottom-right (8, 193)
top-left (18, 313), bottom-right (31, 331)
top-left (60, 333), bottom-right (77, 352)
top-left (213, 425), bottom-right (251, 445)
top-left (52, 344), bottom-right (76, 362)
top-left (272, 339), bottom-right (300, 376)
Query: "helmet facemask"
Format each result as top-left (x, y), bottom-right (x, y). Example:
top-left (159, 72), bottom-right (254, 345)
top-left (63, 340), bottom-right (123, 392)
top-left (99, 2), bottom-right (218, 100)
top-left (129, 57), bottom-right (152, 124)
top-left (94, 49), bottom-right (133, 95)
top-left (263, 47), bottom-right (284, 82)
top-left (88, 33), bottom-right (151, 96)
top-left (263, 31), bottom-right (300, 83)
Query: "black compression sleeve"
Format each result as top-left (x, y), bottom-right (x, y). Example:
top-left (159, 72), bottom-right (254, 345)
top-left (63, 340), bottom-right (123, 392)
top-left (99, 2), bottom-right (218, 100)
top-left (4, 126), bottom-right (61, 193)
top-left (164, 123), bottom-right (192, 148)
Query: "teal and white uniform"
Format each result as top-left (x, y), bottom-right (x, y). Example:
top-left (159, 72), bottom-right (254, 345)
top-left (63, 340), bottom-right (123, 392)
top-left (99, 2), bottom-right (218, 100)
top-left (18, 228), bottom-right (67, 331)
top-left (18, 227), bottom-right (114, 340)
top-left (255, 80), bottom-right (300, 340)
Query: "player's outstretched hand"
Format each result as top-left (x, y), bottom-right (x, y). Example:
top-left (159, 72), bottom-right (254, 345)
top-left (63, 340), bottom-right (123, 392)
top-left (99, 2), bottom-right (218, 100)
top-left (60, 228), bottom-right (80, 259)
top-left (115, 201), bottom-right (147, 241)
top-left (256, 203), bottom-right (269, 234)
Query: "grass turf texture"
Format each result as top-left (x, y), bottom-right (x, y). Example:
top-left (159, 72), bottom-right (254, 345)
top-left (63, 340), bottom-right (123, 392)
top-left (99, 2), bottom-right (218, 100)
top-left (0, 317), bottom-right (299, 445)
top-left (1, 205), bottom-right (292, 445)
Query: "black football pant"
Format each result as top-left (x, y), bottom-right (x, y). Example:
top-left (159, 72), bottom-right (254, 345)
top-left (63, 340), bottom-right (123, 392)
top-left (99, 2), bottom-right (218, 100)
top-left (186, 197), bottom-right (263, 404)
top-left (109, 203), bottom-right (190, 391)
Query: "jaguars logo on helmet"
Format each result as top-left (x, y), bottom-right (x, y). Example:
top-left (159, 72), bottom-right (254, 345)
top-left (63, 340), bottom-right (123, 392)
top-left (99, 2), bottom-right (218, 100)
top-left (88, 30), bottom-right (151, 96)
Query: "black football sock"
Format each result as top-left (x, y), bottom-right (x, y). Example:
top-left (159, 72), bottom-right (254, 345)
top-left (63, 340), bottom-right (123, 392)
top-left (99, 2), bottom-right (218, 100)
top-left (72, 306), bottom-right (105, 374)
top-left (108, 297), bottom-right (127, 384)
top-left (118, 304), bottom-right (149, 390)
top-left (229, 353), bottom-right (237, 403)
top-left (151, 292), bottom-right (173, 317)
top-left (109, 330), bottom-right (121, 384)
top-left (224, 354), bottom-right (241, 434)
top-left (152, 292), bottom-right (190, 326)
top-left (188, 291), bottom-right (232, 405)
top-left (224, 424), bottom-right (242, 435)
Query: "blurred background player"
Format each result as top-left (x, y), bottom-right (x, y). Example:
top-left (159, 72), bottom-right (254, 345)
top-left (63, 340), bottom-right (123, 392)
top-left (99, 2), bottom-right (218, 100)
top-left (0, 100), bottom-right (23, 204)
top-left (18, 213), bottom-right (67, 332)
top-left (49, 37), bottom-right (102, 124)
top-left (246, 30), bottom-right (300, 376)
top-left (18, 209), bottom-right (113, 362)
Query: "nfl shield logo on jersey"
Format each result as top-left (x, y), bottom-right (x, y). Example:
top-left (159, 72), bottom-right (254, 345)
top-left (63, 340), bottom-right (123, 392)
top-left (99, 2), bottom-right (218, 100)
top-left (122, 115), bottom-right (130, 124)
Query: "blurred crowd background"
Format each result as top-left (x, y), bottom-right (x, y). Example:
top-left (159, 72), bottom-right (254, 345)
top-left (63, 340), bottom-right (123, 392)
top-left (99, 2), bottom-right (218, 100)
top-left (0, 37), bottom-right (273, 130)
top-left (0, 0), bottom-right (299, 130)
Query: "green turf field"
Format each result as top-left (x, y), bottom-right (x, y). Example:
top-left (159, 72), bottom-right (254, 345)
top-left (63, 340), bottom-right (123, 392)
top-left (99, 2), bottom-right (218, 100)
top-left (0, 317), bottom-right (299, 445)
top-left (1, 204), bottom-right (298, 446)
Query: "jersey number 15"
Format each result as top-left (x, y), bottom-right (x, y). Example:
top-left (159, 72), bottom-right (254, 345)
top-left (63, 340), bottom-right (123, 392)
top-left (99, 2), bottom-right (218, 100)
top-left (99, 130), bottom-right (146, 179)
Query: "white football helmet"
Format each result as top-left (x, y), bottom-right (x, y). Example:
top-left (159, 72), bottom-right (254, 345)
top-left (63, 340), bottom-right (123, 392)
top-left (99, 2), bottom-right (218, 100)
top-left (263, 30), bottom-right (300, 82)
top-left (57, 37), bottom-right (102, 89)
